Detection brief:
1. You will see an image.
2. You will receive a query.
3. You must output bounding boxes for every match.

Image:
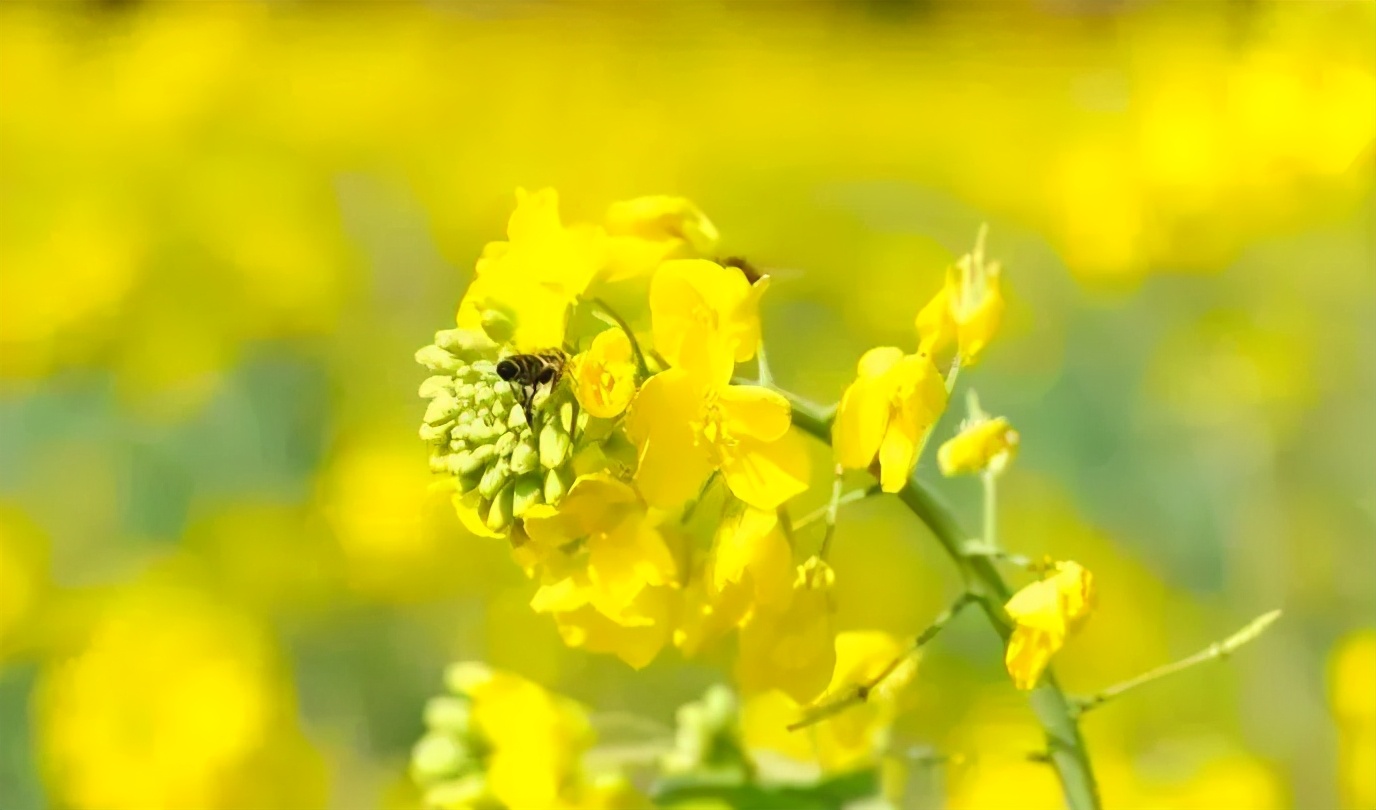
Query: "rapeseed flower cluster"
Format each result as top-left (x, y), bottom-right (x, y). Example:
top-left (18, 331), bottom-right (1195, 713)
top-left (419, 190), bottom-right (1098, 703)
top-left (411, 662), bottom-right (646, 810)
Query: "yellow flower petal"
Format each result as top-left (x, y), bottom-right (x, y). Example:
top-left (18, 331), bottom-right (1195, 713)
top-left (1003, 561), bottom-right (1094, 690)
top-left (736, 557), bottom-right (837, 704)
top-left (721, 429), bottom-right (810, 511)
top-left (650, 259), bottom-right (761, 366)
top-left (718, 384), bottom-right (792, 442)
top-left (552, 590), bottom-right (672, 669)
top-left (586, 518), bottom-right (677, 624)
top-left (452, 491), bottom-right (506, 539)
top-left (833, 374), bottom-right (889, 470)
top-left (710, 506), bottom-right (794, 613)
top-left (627, 369), bottom-right (714, 509)
top-left (857, 346), bottom-right (905, 379)
top-left (915, 287), bottom-right (955, 358)
top-left (877, 422), bottom-right (917, 493)
top-left (938, 416), bottom-right (1021, 477)
top-left (605, 195), bottom-right (720, 256)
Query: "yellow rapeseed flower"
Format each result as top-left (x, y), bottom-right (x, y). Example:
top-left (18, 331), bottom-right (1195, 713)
top-left (36, 581), bottom-right (323, 810)
top-left (627, 337), bottom-right (808, 511)
top-left (571, 328), bottom-right (638, 419)
top-left (938, 414), bottom-right (1020, 477)
top-left (603, 195), bottom-right (719, 281)
top-left (1003, 561), bottom-right (1095, 690)
top-left (451, 663), bottom-right (595, 810)
top-left (457, 188), bottom-right (604, 351)
top-left (707, 504), bottom-right (795, 622)
top-left (649, 258), bottom-right (769, 367)
top-left (523, 474), bottom-right (677, 627)
top-left (833, 347), bottom-right (948, 492)
top-left (1329, 630), bottom-right (1376, 810)
top-left (915, 230), bottom-right (1004, 365)
top-left (742, 630), bottom-right (916, 773)
top-left (736, 556), bottom-right (837, 704)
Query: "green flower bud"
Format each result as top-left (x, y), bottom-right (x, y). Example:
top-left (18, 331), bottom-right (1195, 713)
top-left (485, 481), bottom-right (515, 532)
top-left (420, 422), bottom-right (452, 444)
top-left (423, 775), bottom-right (491, 810)
top-left (470, 360), bottom-right (497, 377)
top-left (506, 404), bottom-right (527, 431)
top-left (424, 393), bottom-right (460, 425)
top-left (539, 421), bottom-right (571, 469)
top-left (435, 328), bottom-right (496, 360)
top-left (416, 345), bottom-right (462, 373)
top-left (477, 458), bottom-right (511, 500)
top-left (419, 376), bottom-right (453, 399)
top-left (410, 732), bottom-right (469, 783)
top-left (423, 695), bottom-right (473, 736)
top-left (509, 437), bottom-right (539, 475)
top-left (443, 661), bottom-right (493, 696)
top-left (473, 384), bottom-right (495, 407)
top-left (429, 454), bottom-right (451, 474)
top-left (459, 445), bottom-right (495, 476)
top-left (492, 380), bottom-right (512, 398)
top-left (544, 467), bottom-right (570, 504)
top-left (512, 474), bottom-right (543, 518)
top-left (494, 431), bottom-right (518, 458)
top-left (479, 310), bottom-right (516, 344)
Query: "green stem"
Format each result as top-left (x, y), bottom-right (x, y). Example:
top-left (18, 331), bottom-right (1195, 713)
top-left (792, 483), bottom-right (883, 532)
top-left (1072, 609), bottom-right (1282, 717)
top-left (983, 471), bottom-right (999, 552)
top-left (776, 386), bottom-right (1102, 810)
top-left (816, 467), bottom-right (845, 561)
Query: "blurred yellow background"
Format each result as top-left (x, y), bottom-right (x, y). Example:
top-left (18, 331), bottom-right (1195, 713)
top-left (1, 1), bottom-right (1373, 808)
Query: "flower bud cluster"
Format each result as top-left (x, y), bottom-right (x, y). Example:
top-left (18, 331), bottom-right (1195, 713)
top-left (417, 328), bottom-right (578, 533)
top-left (410, 686), bottom-right (493, 810)
top-left (661, 685), bottom-right (753, 779)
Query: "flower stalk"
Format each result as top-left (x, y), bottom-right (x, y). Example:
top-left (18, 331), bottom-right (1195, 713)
top-left (772, 384), bottom-right (1103, 810)
top-left (1071, 609), bottom-right (1282, 717)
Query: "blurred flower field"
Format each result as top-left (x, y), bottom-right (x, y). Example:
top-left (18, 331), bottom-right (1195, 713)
top-left (0, 1), bottom-right (1373, 808)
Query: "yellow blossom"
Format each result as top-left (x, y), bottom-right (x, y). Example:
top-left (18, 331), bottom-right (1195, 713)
top-left (453, 663), bottom-right (595, 810)
top-left (938, 415), bottom-right (1020, 477)
top-left (743, 630), bottom-right (915, 773)
top-left (1329, 630), bottom-right (1376, 810)
top-left (833, 347), bottom-right (948, 492)
top-left (628, 337), bottom-right (808, 511)
top-left (549, 588), bottom-right (675, 670)
top-left (915, 231), bottom-right (1004, 365)
top-left (35, 581), bottom-right (324, 810)
top-left (736, 557), bottom-right (837, 704)
top-left (649, 258), bottom-right (769, 367)
top-left (571, 328), bottom-right (638, 419)
top-left (707, 504), bottom-right (795, 623)
top-left (457, 188), bottom-right (606, 351)
top-left (603, 195), bottom-right (719, 282)
top-left (1003, 561), bottom-right (1095, 690)
top-left (523, 474), bottom-right (677, 627)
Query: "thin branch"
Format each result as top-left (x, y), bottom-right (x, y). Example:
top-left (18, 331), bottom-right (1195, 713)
top-left (1072, 610), bottom-right (1282, 717)
top-left (788, 592), bottom-right (977, 732)
top-left (816, 466), bottom-right (845, 561)
top-left (589, 297), bottom-right (650, 378)
top-left (792, 483), bottom-right (883, 533)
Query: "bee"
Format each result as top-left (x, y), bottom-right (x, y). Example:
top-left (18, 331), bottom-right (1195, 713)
top-left (496, 350), bottom-right (568, 425)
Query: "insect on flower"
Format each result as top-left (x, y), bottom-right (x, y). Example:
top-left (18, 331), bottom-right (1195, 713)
top-left (497, 349), bottom-right (569, 425)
